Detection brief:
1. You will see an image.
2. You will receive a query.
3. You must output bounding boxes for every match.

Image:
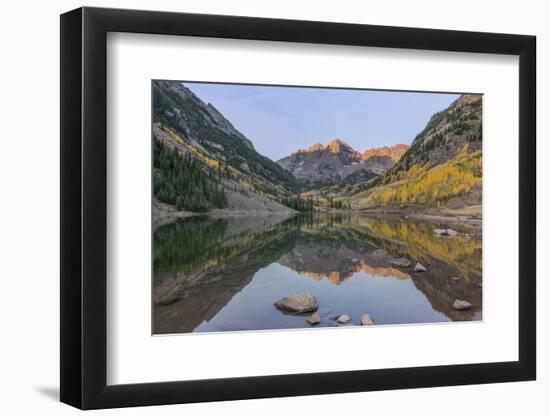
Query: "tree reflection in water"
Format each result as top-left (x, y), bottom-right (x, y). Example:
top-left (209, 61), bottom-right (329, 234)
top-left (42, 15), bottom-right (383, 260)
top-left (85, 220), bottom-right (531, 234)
top-left (153, 213), bottom-right (482, 334)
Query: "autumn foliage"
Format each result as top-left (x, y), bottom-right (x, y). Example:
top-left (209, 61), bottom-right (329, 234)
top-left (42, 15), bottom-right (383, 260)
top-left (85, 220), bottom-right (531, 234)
top-left (359, 145), bottom-right (482, 207)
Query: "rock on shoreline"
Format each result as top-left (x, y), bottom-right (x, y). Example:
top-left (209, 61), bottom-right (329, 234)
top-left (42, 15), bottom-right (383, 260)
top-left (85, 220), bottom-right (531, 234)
top-left (435, 228), bottom-right (459, 237)
top-left (390, 258), bottom-right (411, 268)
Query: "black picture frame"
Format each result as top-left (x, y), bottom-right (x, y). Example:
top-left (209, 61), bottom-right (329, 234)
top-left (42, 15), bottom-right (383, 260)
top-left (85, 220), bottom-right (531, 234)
top-left (60, 6), bottom-right (536, 410)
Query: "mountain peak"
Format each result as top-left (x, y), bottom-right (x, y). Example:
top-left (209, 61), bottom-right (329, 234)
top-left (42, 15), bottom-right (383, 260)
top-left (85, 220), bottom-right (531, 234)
top-left (306, 142), bottom-right (325, 152)
top-left (326, 138), bottom-right (352, 153)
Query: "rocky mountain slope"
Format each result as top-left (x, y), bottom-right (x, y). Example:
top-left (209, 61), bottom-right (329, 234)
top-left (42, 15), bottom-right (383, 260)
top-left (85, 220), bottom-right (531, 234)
top-left (153, 80), bottom-right (300, 212)
top-left (277, 140), bottom-right (408, 184)
top-left (362, 144), bottom-right (410, 174)
top-left (153, 81), bottom-right (482, 214)
top-left (350, 94), bottom-right (482, 209)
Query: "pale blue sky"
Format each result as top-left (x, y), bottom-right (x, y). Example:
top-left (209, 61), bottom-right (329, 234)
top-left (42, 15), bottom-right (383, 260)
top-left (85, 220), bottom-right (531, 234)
top-left (184, 82), bottom-right (459, 161)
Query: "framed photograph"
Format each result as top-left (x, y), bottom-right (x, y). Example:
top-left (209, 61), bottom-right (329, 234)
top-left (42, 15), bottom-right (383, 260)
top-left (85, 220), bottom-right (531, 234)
top-left (60, 6), bottom-right (536, 409)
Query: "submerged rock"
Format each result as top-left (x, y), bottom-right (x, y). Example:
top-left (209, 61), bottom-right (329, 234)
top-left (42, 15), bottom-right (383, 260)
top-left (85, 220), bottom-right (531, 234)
top-left (390, 258), bottom-right (411, 268)
top-left (307, 312), bottom-right (321, 325)
top-left (452, 299), bottom-right (472, 310)
top-left (414, 263), bottom-right (427, 272)
top-left (274, 292), bottom-right (319, 313)
top-left (361, 314), bottom-right (375, 325)
top-left (337, 314), bottom-right (351, 324)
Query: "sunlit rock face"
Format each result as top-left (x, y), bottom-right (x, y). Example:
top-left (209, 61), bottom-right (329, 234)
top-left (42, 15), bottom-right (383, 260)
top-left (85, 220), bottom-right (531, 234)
top-left (277, 140), bottom-right (408, 184)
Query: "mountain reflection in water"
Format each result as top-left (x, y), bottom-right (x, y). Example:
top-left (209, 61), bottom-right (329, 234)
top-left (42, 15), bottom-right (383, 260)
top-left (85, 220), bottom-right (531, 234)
top-left (153, 213), bottom-right (482, 334)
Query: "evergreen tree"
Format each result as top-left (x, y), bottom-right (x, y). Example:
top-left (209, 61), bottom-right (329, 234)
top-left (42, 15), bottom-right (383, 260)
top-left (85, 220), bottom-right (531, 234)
top-left (153, 138), bottom-right (228, 212)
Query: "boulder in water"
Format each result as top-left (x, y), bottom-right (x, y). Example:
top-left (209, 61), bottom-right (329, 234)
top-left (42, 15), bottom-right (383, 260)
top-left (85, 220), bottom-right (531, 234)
top-left (274, 292), bottom-right (319, 313)
top-left (337, 314), bottom-right (351, 324)
top-left (452, 299), bottom-right (472, 310)
top-left (307, 312), bottom-right (321, 325)
top-left (361, 314), bottom-right (375, 325)
top-left (414, 263), bottom-right (427, 272)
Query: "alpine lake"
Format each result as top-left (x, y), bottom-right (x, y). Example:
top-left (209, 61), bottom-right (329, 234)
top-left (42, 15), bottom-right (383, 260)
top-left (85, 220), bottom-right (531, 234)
top-left (153, 213), bottom-right (482, 334)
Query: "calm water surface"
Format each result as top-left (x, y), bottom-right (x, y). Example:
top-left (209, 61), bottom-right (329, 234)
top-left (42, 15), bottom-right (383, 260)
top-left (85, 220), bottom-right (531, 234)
top-left (153, 213), bottom-right (482, 334)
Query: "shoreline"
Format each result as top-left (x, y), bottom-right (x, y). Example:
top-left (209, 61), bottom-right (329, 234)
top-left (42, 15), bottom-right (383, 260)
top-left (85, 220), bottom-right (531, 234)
top-left (153, 207), bottom-right (298, 228)
top-left (356, 205), bottom-right (482, 227)
top-left (154, 206), bottom-right (482, 227)
top-left (153, 198), bottom-right (481, 227)
top-left (405, 213), bottom-right (482, 226)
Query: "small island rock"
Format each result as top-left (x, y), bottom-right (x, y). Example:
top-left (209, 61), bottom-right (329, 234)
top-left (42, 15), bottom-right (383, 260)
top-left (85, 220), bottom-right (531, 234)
top-left (414, 262), bottom-right (427, 272)
top-left (307, 312), bottom-right (321, 325)
top-left (361, 314), bottom-right (375, 325)
top-left (452, 299), bottom-right (472, 310)
top-left (337, 314), bottom-right (351, 324)
top-left (274, 292), bottom-right (319, 313)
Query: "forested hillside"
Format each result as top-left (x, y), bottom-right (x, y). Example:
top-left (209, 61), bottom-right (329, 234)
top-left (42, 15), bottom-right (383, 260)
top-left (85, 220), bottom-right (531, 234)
top-left (349, 94), bottom-right (482, 210)
top-left (153, 138), bottom-right (227, 212)
top-left (153, 80), bottom-right (300, 213)
top-left (152, 80), bottom-right (482, 215)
